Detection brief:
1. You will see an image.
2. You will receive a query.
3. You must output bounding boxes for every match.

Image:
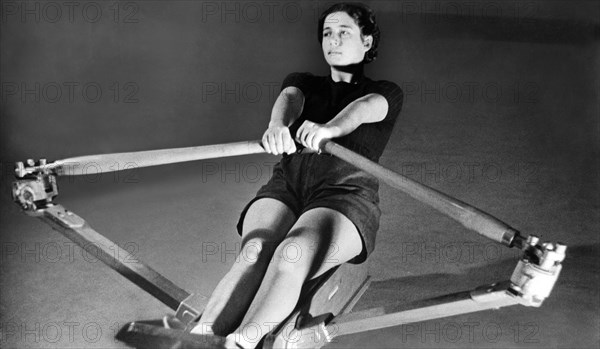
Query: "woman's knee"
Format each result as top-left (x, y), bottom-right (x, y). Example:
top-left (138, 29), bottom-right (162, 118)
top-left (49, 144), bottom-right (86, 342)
top-left (270, 237), bottom-right (315, 277)
top-left (281, 208), bottom-right (364, 277)
top-left (238, 237), bottom-right (279, 265)
top-left (236, 198), bottom-right (297, 265)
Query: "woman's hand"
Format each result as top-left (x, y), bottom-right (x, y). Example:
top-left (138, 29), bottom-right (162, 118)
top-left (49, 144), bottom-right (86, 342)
top-left (296, 121), bottom-right (339, 152)
top-left (262, 124), bottom-right (297, 155)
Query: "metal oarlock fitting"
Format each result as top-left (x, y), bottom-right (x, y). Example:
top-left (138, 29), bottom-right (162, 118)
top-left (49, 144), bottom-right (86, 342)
top-left (12, 159), bottom-right (58, 212)
top-left (509, 235), bottom-right (566, 307)
top-left (174, 293), bottom-right (208, 328)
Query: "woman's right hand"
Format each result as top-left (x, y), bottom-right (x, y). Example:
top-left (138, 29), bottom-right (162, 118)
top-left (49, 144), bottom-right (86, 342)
top-left (262, 124), bottom-right (297, 155)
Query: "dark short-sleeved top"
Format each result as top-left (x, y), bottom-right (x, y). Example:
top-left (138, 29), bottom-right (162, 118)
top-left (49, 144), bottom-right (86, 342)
top-left (237, 72), bottom-right (403, 263)
top-left (282, 72), bottom-right (403, 162)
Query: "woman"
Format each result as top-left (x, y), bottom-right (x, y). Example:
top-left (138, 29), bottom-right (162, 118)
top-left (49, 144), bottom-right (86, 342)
top-left (191, 3), bottom-right (403, 348)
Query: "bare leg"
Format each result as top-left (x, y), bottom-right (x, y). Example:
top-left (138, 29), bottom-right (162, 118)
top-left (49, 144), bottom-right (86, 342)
top-left (231, 207), bottom-right (363, 348)
top-left (191, 198), bottom-right (296, 336)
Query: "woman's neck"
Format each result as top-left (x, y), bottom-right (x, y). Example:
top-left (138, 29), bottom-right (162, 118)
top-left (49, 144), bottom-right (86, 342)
top-left (330, 63), bottom-right (364, 83)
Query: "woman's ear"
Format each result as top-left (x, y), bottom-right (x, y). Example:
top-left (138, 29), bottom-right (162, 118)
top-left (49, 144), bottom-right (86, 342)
top-left (362, 35), bottom-right (373, 51)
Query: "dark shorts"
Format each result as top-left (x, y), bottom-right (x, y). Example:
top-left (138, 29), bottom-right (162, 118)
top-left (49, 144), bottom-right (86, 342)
top-left (236, 152), bottom-right (381, 264)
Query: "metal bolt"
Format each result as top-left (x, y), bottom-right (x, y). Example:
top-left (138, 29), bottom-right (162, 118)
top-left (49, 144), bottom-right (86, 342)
top-left (527, 235), bottom-right (539, 246)
top-left (15, 162), bottom-right (25, 177)
top-left (27, 159), bottom-right (35, 166)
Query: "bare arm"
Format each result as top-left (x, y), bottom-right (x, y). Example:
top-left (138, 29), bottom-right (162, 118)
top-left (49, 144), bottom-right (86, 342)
top-left (296, 93), bottom-right (389, 151)
top-left (262, 87), bottom-right (305, 155)
top-left (269, 87), bottom-right (305, 128)
top-left (325, 93), bottom-right (388, 137)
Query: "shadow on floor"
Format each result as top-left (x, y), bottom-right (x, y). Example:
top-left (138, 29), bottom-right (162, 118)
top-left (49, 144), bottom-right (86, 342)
top-left (358, 243), bottom-right (598, 311)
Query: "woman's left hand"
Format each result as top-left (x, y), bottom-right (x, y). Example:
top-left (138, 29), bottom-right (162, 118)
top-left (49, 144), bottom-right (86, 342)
top-left (295, 121), bottom-right (338, 152)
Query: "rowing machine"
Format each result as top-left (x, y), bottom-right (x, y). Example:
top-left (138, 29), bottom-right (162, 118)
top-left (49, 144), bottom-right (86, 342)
top-left (12, 140), bottom-right (565, 348)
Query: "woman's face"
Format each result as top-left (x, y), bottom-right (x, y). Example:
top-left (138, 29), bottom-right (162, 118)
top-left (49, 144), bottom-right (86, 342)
top-left (321, 11), bottom-right (372, 67)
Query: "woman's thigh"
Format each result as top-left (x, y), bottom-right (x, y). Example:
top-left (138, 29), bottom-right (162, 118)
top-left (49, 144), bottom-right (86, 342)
top-left (240, 198), bottom-right (297, 253)
top-left (276, 207), bottom-right (363, 279)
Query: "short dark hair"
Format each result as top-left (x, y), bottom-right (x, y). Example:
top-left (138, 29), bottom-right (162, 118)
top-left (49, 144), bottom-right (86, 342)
top-left (317, 2), bottom-right (380, 64)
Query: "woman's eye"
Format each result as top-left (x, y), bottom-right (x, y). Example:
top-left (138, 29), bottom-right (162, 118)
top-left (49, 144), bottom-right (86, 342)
top-left (323, 32), bottom-right (331, 37)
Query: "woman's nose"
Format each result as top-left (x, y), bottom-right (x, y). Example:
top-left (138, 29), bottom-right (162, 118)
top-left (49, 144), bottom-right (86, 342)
top-left (330, 36), bottom-right (340, 46)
